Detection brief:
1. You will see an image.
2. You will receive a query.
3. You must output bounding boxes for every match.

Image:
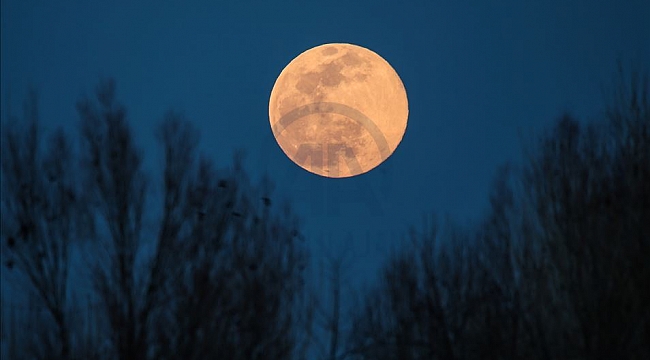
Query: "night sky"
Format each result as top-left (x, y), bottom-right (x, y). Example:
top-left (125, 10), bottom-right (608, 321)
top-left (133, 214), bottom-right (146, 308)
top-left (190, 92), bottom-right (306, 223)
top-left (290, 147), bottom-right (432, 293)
top-left (2, 0), bottom-right (649, 290)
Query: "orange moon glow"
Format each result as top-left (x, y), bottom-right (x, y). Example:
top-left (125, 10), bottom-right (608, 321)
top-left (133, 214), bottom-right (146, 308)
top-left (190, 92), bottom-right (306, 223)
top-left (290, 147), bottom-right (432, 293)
top-left (269, 43), bottom-right (408, 178)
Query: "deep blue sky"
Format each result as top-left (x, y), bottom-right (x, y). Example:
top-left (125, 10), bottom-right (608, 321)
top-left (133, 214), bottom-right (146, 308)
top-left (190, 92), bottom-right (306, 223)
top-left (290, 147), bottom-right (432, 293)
top-left (2, 0), bottom-right (649, 286)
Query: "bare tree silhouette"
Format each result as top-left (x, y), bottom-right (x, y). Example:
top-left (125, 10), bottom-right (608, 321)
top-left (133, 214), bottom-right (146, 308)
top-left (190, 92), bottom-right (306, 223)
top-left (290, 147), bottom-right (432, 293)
top-left (1, 90), bottom-right (91, 359)
top-left (346, 66), bottom-right (649, 360)
top-left (2, 79), bottom-right (311, 360)
top-left (75, 79), bottom-right (311, 360)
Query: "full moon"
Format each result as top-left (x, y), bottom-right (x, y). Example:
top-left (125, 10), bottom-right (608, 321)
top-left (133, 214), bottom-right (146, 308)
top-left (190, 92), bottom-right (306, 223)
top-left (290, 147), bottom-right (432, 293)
top-left (269, 43), bottom-right (408, 178)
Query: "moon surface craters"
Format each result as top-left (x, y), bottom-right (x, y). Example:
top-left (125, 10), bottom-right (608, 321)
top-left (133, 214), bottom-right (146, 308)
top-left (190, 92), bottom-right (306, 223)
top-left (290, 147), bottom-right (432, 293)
top-left (269, 43), bottom-right (408, 178)
top-left (294, 48), bottom-right (372, 97)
